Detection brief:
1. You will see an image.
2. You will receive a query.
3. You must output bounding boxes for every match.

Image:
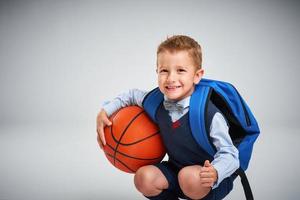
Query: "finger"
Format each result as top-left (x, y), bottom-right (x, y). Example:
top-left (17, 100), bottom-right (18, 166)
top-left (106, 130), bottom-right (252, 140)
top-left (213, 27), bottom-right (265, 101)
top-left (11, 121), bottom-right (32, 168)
top-left (200, 167), bottom-right (210, 173)
top-left (201, 182), bottom-right (213, 188)
top-left (96, 123), bottom-right (106, 146)
top-left (98, 125), bottom-right (106, 146)
top-left (200, 172), bottom-right (213, 178)
top-left (204, 160), bottom-right (211, 167)
top-left (100, 110), bottom-right (112, 126)
top-left (201, 180), bottom-right (213, 186)
top-left (103, 117), bottom-right (112, 126)
top-left (200, 178), bottom-right (214, 185)
top-left (97, 134), bottom-right (103, 149)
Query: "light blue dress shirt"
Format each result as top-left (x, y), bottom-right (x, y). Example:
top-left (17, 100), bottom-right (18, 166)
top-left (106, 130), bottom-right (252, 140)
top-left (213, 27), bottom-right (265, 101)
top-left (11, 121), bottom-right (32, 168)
top-left (102, 89), bottom-right (239, 188)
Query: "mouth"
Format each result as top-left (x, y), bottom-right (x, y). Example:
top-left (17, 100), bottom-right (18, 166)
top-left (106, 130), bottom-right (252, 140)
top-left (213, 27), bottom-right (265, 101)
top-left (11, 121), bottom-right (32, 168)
top-left (165, 85), bottom-right (181, 90)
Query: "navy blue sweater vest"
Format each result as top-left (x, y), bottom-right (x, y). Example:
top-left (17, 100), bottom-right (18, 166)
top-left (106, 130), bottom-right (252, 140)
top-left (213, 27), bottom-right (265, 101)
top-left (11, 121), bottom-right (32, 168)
top-left (155, 101), bottom-right (220, 169)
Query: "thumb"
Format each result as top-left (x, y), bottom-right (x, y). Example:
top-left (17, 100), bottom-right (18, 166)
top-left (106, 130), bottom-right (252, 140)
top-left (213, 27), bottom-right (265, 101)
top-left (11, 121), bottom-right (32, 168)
top-left (204, 160), bottom-right (211, 167)
top-left (100, 109), bottom-right (112, 126)
top-left (103, 116), bottom-right (112, 126)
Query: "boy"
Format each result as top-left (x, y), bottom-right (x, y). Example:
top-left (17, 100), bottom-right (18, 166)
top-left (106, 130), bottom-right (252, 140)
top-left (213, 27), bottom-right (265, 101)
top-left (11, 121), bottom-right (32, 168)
top-left (97, 35), bottom-right (239, 200)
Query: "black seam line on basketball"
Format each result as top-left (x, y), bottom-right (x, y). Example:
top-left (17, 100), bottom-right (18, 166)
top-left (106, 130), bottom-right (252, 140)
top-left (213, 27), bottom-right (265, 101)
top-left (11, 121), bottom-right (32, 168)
top-left (106, 143), bottom-right (163, 160)
top-left (113, 110), bottom-right (145, 166)
top-left (117, 131), bottom-right (160, 146)
top-left (105, 152), bottom-right (134, 172)
top-left (105, 152), bottom-right (135, 173)
top-left (108, 108), bottom-right (129, 166)
top-left (110, 110), bottom-right (146, 145)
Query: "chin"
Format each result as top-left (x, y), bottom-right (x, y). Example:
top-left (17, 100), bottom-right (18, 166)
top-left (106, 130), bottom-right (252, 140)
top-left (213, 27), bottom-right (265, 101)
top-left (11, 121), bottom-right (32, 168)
top-left (165, 95), bottom-right (182, 101)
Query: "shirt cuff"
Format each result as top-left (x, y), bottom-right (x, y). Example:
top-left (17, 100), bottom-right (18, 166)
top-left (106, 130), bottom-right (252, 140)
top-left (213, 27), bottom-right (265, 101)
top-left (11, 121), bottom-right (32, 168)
top-left (211, 163), bottom-right (223, 189)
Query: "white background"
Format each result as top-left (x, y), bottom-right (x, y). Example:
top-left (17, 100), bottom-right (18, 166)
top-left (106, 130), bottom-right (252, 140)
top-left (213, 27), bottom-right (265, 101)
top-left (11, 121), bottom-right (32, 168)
top-left (0, 0), bottom-right (299, 199)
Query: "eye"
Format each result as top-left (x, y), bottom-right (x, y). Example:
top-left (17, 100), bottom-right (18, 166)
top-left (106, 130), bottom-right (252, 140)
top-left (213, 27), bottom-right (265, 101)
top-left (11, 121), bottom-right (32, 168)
top-left (159, 69), bottom-right (168, 73)
top-left (178, 68), bottom-right (186, 73)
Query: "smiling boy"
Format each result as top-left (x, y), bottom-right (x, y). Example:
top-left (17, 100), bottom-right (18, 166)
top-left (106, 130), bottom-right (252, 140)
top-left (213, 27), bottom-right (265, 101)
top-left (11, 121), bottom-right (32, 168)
top-left (97, 35), bottom-right (239, 200)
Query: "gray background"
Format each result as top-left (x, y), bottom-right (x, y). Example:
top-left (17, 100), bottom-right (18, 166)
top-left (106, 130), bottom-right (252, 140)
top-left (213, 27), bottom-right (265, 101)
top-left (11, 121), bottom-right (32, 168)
top-left (0, 0), bottom-right (299, 199)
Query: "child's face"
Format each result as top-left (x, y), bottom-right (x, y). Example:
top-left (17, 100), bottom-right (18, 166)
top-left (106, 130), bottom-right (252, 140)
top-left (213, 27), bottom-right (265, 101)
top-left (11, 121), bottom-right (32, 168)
top-left (157, 50), bottom-right (204, 101)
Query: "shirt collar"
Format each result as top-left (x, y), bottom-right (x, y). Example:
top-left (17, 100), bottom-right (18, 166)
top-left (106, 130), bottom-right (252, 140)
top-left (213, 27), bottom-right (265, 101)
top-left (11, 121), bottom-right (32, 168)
top-left (163, 95), bottom-right (191, 109)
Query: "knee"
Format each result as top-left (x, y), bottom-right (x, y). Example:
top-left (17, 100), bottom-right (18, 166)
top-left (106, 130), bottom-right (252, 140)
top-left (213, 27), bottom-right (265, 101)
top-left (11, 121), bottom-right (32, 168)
top-left (134, 166), bottom-right (152, 193)
top-left (178, 166), bottom-right (208, 199)
top-left (134, 166), bottom-right (165, 196)
top-left (178, 166), bottom-right (200, 191)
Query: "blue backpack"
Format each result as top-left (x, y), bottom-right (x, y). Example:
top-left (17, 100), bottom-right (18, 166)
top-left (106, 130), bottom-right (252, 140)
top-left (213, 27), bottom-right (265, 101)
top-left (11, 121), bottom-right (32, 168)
top-left (142, 78), bottom-right (260, 200)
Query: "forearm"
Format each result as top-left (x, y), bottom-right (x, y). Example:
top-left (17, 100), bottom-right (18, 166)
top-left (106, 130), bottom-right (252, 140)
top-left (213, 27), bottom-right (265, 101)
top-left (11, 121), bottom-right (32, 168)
top-left (211, 148), bottom-right (239, 188)
top-left (102, 89), bottom-right (147, 116)
top-left (209, 112), bottom-right (240, 188)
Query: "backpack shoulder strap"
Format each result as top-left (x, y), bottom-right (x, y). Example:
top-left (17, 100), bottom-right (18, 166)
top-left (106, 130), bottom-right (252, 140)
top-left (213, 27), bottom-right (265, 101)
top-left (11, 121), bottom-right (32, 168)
top-left (142, 87), bottom-right (164, 123)
top-left (189, 82), bottom-right (216, 156)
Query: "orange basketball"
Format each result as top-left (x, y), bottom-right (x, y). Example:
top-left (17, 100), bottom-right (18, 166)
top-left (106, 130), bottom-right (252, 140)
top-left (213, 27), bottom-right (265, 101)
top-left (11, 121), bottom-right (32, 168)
top-left (103, 106), bottom-right (166, 173)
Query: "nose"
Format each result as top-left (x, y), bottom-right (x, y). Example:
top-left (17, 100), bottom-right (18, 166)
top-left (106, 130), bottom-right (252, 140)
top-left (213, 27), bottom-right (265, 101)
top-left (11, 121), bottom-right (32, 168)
top-left (167, 71), bottom-right (177, 83)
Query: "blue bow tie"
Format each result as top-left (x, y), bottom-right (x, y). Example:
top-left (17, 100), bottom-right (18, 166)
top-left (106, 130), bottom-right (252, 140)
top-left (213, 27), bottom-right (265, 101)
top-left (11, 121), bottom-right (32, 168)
top-left (163, 100), bottom-right (184, 113)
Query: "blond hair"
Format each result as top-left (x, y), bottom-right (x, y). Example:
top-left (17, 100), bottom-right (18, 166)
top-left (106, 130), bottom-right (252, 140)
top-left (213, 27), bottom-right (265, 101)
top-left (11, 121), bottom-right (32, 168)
top-left (157, 35), bottom-right (202, 69)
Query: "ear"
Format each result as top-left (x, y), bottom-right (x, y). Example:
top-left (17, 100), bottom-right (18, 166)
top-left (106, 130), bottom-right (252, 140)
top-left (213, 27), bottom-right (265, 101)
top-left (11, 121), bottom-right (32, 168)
top-left (193, 68), bottom-right (204, 84)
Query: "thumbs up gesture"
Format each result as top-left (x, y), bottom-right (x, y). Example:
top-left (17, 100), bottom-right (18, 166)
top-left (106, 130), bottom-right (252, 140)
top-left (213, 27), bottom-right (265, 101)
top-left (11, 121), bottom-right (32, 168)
top-left (199, 160), bottom-right (218, 187)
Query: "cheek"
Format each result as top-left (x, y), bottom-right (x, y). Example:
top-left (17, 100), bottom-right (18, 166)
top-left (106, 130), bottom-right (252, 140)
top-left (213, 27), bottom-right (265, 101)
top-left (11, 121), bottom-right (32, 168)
top-left (158, 74), bottom-right (166, 82)
top-left (157, 76), bottom-right (164, 87)
top-left (158, 81), bottom-right (165, 92)
top-left (181, 76), bottom-right (194, 85)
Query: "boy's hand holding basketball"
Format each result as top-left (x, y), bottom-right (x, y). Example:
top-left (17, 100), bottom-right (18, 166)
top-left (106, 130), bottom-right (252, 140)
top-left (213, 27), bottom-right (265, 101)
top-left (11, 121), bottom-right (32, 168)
top-left (96, 109), bottom-right (112, 149)
top-left (199, 160), bottom-right (218, 187)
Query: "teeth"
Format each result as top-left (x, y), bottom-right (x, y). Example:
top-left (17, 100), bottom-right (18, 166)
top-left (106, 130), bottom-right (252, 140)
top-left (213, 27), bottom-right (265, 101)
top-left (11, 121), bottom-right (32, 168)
top-left (167, 86), bottom-right (180, 89)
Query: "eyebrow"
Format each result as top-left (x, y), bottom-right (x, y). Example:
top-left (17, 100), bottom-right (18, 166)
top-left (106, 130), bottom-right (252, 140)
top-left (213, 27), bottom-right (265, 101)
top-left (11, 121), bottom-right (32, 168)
top-left (158, 65), bottom-right (189, 70)
top-left (176, 65), bottom-right (188, 69)
top-left (158, 65), bottom-right (167, 69)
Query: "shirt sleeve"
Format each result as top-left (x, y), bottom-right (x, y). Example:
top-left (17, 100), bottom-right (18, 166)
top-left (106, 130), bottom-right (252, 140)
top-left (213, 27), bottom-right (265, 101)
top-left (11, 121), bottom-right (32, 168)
top-left (102, 89), bottom-right (148, 116)
top-left (210, 112), bottom-right (240, 189)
